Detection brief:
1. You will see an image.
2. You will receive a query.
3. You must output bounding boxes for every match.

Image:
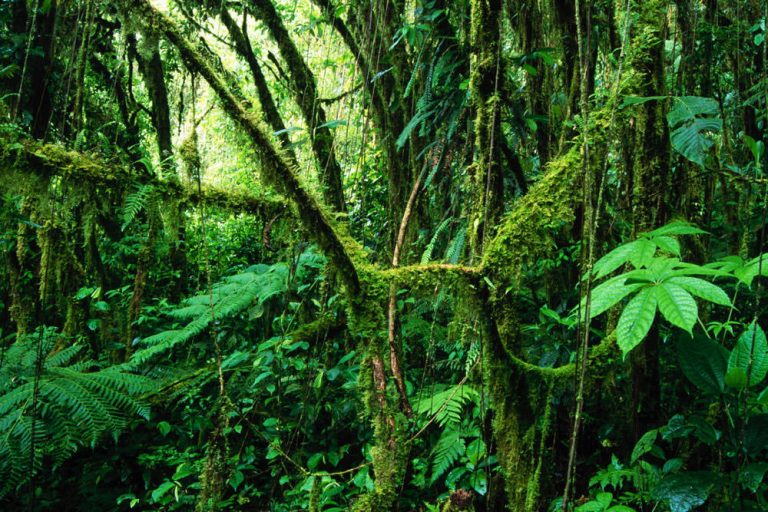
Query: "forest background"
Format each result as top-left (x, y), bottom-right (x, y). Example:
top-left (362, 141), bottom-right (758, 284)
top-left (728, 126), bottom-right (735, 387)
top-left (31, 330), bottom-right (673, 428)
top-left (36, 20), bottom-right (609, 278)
top-left (0, 0), bottom-right (767, 511)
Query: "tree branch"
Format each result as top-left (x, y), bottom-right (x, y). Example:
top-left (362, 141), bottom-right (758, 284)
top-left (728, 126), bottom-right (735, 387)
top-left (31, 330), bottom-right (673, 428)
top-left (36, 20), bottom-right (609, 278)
top-left (123, 0), bottom-right (361, 294)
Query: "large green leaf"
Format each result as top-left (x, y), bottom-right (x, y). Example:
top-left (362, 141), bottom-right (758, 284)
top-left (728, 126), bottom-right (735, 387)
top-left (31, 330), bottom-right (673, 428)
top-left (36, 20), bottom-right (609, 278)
top-left (631, 429), bottom-right (658, 463)
top-left (593, 241), bottom-right (641, 279)
top-left (586, 276), bottom-right (644, 319)
top-left (656, 283), bottom-right (697, 333)
top-left (676, 334), bottom-right (728, 394)
top-left (728, 323), bottom-right (768, 387)
top-left (667, 96), bottom-right (722, 167)
top-left (646, 221), bottom-right (707, 237)
top-left (616, 287), bottom-right (657, 356)
top-left (651, 472), bottom-right (717, 512)
top-left (666, 276), bottom-right (731, 306)
top-left (744, 414), bottom-right (768, 453)
top-left (629, 238), bottom-right (657, 268)
top-left (652, 235), bottom-right (681, 256)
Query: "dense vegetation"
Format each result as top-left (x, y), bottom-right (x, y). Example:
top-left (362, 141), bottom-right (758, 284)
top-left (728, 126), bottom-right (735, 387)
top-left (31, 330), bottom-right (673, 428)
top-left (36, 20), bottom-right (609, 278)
top-left (0, 0), bottom-right (766, 510)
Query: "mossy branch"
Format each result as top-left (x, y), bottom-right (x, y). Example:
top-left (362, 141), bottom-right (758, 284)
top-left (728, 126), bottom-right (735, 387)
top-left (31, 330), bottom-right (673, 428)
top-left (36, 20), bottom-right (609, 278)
top-left (0, 139), bottom-right (288, 219)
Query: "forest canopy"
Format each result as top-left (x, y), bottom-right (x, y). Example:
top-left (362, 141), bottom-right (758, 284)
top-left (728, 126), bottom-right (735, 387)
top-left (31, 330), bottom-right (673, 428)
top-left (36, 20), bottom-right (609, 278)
top-left (0, 0), bottom-right (767, 511)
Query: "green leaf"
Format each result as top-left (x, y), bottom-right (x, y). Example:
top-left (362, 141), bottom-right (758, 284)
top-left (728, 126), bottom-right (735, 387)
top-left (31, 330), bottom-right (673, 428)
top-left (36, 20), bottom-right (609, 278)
top-left (656, 283), bottom-right (697, 333)
top-left (629, 239), bottom-right (657, 268)
top-left (666, 277), bottom-right (731, 306)
top-left (728, 323), bottom-right (768, 387)
top-left (652, 235), bottom-right (681, 256)
top-left (616, 287), bottom-right (657, 356)
top-left (586, 276), bottom-right (645, 319)
top-left (646, 221), bottom-right (708, 238)
top-left (744, 415), bottom-right (768, 453)
top-left (157, 421), bottom-right (171, 437)
top-left (631, 429), bottom-right (658, 463)
top-left (593, 241), bottom-right (640, 279)
top-left (676, 334), bottom-right (728, 394)
top-left (651, 472), bottom-right (716, 512)
top-left (725, 367), bottom-right (748, 389)
top-left (739, 462), bottom-right (768, 493)
top-left (667, 96), bottom-right (722, 166)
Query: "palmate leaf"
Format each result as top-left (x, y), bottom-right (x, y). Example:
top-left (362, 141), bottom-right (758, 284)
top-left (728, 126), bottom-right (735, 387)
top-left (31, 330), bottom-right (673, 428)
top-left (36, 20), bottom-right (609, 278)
top-left (616, 287), bottom-right (657, 356)
top-left (656, 283), bottom-right (697, 334)
top-left (667, 96), bottom-right (722, 167)
top-left (727, 322), bottom-right (768, 388)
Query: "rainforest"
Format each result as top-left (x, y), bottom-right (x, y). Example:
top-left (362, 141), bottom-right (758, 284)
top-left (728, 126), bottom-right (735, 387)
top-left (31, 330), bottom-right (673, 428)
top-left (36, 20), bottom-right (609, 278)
top-left (0, 0), bottom-right (767, 511)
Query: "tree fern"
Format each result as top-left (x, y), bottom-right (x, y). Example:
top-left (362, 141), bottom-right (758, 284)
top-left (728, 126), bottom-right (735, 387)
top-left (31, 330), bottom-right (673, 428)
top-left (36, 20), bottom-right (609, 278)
top-left (130, 262), bottom-right (290, 366)
top-left (0, 328), bottom-right (152, 498)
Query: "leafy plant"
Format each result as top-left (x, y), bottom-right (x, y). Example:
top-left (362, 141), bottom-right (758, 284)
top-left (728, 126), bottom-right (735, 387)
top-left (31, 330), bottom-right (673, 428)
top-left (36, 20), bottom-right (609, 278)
top-left (0, 328), bottom-right (151, 497)
top-left (587, 221), bottom-right (732, 355)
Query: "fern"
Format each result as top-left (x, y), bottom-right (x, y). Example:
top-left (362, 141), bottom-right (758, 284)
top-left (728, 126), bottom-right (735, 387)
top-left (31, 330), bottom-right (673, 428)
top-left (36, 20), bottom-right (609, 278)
top-left (413, 383), bottom-right (480, 428)
top-left (430, 428), bottom-right (465, 483)
top-left (120, 183), bottom-right (156, 231)
top-left (444, 227), bottom-right (466, 264)
top-left (0, 328), bottom-right (152, 498)
top-left (421, 217), bottom-right (453, 264)
top-left (130, 262), bottom-right (290, 366)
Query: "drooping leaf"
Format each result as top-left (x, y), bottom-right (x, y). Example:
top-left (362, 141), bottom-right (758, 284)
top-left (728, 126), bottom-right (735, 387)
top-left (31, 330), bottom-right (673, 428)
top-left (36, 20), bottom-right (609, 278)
top-left (676, 334), bottom-right (728, 394)
top-left (667, 96), bottom-right (722, 166)
top-left (616, 287), bottom-right (658, 356)
top-left (631, 429), bottom-right (658, 463)
top-left (656, 283), bottom-right (697, 333)
top-left (728, 323), bottom-right (768, 387)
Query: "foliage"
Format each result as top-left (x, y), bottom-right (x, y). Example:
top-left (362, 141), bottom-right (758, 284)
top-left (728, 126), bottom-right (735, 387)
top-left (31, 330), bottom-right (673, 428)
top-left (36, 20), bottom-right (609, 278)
top-left (0, 328), bottom-right (151, 498)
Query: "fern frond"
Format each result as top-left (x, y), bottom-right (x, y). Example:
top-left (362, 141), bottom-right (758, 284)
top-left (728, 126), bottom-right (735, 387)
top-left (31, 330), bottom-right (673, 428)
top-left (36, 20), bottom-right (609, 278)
top-left (413, 383), bottom-right (480, 428)
top-left (0, 329), bottom-right (152, 498)
top-left (430, 428), bottom-right (465, 483)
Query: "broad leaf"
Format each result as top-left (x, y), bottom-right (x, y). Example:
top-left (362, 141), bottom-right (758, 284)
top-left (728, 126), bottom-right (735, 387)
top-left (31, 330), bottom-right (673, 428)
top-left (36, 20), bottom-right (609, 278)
top-left (676, 334), bottom-right (728, 395)
top-left (616, 287), bottom-right (657, 356)
top-left (667, 96), bottom-right (722, 166)
top-left (652, 235), bottom-right (681, 256)
top-left (728, 323), bottom-right (768, 387)
top-left (739, 462), bottom-right (768, 493)
top-left (656, 283), bottom-right (697, 333)
top-left (631, 429), bottom-right (658, 463)
top-left (651, 471), bottom-right (717, 512)
top-left (666, 277), bottom-right (731, 306)
top-left (593, 241), bottom-right (640, 279)
top-left (646, 221), bottom-right (708, 237)
top-left (586, 276), bottom-right (644, 319)
top-left (629, 238), bottom-right (657, 268)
